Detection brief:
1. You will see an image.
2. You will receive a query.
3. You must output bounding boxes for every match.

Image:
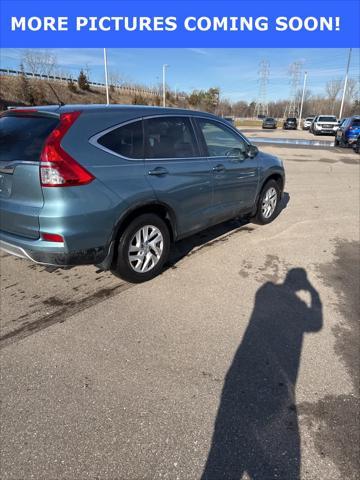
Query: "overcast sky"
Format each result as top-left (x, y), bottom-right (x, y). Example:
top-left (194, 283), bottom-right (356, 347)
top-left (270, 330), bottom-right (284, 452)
top-left (1, 48), bottom-right (359, 102)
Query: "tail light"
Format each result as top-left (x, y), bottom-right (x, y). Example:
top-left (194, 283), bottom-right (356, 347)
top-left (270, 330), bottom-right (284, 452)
top-left (40, 111), bottom-right (95, 187)
top-left (42, 232), bottom-right (64, 243)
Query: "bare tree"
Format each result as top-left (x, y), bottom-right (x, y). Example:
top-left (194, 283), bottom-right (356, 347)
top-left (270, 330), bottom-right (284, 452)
top-left (325, 79), bottom-right (342, 113)
top-left (22, 50), bottom-right (57, 77)
top-left (345, 77), bottom-right (359, 102)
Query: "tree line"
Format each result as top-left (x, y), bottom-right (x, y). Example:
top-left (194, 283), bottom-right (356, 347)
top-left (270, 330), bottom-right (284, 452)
top-left (11, 50), bottom-right (360, 117)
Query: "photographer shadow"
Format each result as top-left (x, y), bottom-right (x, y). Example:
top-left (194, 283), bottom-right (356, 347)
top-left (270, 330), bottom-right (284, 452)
top-left (202, 268), bottom-right (322, 480)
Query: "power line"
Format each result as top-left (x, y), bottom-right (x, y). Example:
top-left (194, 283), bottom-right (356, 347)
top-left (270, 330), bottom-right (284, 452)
top-left (284, 61), bottom-right (302, 117)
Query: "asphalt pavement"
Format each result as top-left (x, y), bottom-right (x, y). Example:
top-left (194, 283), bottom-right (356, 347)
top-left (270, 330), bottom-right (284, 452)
top-left (1, 134), bottom-right (359, 480)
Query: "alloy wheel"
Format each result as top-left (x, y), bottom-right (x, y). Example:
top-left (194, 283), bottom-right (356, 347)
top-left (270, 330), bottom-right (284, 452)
top-left (261, 187), bottom-right (278, 219)
top-left (128, 225), bottom-right (164, 273)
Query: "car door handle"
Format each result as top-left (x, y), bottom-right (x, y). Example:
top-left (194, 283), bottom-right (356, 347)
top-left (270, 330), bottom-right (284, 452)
top-left (148, 167), bottom-right (169, 176)
top-left (212, 164), bottom-right (226, 173)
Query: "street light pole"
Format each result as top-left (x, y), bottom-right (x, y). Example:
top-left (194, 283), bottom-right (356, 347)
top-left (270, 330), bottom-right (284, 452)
top-left (162, 64), bottom-right (169, 107)
top-left (299, 71), bottom-right (308, 128)
top-left (103, 48), bottom-right (110, 105)
top-left (339, 48), bottom-right (352, 119)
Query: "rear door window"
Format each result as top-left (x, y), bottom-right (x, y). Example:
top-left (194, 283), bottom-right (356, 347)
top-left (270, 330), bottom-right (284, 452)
top-left (0, 115), bottom-right (59, 162)
top-left (144, 117), bottom-right (199, 159)
top-left (97, 120), bottom-right (143, 159)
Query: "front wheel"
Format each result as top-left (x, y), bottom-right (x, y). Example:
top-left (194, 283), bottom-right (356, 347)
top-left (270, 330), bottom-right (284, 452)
top-left (252, 180), bottom-right (281, 225)
top-left (111, 214), bottom-right (170, 283)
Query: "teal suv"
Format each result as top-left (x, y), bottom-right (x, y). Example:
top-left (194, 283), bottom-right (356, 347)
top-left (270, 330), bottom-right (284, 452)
top-left (0, 105), bottom-right (285, 282)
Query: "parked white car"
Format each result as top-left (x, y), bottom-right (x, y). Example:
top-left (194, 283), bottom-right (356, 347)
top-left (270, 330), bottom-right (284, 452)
top-left (311, 115), bottom-right (339, 135)
top-left (302, 117), bottom-right (314, 130)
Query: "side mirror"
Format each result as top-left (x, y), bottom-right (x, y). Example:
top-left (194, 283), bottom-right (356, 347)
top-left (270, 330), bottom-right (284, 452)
top-left (247, 144), bottom-right (259, 159)
top-left (226, 147), bottom-right (247, 161)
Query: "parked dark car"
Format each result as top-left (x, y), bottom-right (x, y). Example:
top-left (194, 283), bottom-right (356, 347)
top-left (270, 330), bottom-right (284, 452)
top-left (283, 117), bottom-right (298, 130)
top-left (335, 116), bottom-right (360, 147)
top-left (0, 105), bottom-right (285, 283)
top-left (262, 117), bottom-right (277, 129)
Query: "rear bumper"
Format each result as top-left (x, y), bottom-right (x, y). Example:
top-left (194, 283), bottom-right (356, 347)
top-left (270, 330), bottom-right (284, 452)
top-left (316, 129), bottom-right (337, 135)
top-left (0, 232), bottom-right (108, 267)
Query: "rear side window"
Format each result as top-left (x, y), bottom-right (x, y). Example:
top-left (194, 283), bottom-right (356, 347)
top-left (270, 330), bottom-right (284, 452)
top-left (97, 120), bottom-right (143, 159)
top-left (0, 115), bottom-right (58, 162)
top-left (351, 118), bottom-right (360, 127)
top-left (144, 117), bottom-right (198, 159)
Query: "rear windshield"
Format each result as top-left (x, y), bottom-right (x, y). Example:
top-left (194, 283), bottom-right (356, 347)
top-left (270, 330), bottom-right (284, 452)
top-left (306, 117), bottom-right (314, 121)
top-left (265, 118), bottom-right (274, 121)
top-left (351, 119), bottom-right (360, 127)
top-left (287, 118), bottom-right (296, 121)
top-left (318, 116), bottom-right (337, 122)
top-left (0, 115), bottom-right (59, 162)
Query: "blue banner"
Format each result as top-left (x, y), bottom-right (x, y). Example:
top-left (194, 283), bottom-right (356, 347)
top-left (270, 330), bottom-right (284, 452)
top-left (1, 0), bottom-right (359, 48)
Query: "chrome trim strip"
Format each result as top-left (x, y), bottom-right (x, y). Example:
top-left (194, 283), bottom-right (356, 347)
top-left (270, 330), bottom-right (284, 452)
top-left (88, 113), bottom-right (252, 162)
top-left (0, 240), bottom-right (60, 266)
top-left (0, 160), bottom-right (40, 174)
top-left (0, 240), bottom-right (32, 261)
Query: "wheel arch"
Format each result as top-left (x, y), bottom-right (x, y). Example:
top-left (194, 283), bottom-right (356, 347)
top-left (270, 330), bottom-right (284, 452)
top-left (250, 171), bottom-right (285, 218)
top-left (262, 172), bottom-right (284, 194)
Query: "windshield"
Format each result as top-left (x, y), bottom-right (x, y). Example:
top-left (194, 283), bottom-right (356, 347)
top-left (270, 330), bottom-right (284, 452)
top-left (318, 116), bottom-right (337, 122)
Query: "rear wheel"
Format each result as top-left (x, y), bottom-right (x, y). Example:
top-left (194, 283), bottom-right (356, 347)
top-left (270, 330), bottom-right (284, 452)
top-left (338, 136), bottom-right (348, 148)
top-left (111, 214), bottom-right (170, 283)
top-left (334, 137), bottom-right (340, 146)
top-left (252, 180), bottom-right (281, 225)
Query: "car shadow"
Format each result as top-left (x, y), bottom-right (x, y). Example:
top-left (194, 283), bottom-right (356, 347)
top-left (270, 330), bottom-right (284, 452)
top-left (167, 192), bottom-right (290, 269)
top-left (201, 267), bottom-right (323, 480)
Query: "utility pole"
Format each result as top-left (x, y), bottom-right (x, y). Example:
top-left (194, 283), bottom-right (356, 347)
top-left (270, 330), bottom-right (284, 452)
top-left (299, 71), bottom-right (308, 127)
top-left (103, 48), bottom-right (110, 105)
top-left (254, 60), bottom-right (270, 118)
top-left (162, 64), bottom-right (169, 107)
top-left (339, 48), bottom-right (352, 119)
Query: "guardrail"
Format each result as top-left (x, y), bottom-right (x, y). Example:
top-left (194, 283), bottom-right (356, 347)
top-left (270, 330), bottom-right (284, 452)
top-left (0, 68), bottom-right (159, 98)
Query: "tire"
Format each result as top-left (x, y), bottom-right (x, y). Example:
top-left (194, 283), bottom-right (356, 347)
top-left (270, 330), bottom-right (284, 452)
top-left (111, 213), bottom-right (170, 283)
top-left (334, 137), bottom-right (339, 147)
top-left (339, 136), bottom-right (348, 148)
top-left (251, 180), bottom-right (281, 225)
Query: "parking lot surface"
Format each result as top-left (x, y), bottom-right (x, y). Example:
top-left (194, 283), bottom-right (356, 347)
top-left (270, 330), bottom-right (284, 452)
top-left (1, 136), bottom-right (359, 479)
